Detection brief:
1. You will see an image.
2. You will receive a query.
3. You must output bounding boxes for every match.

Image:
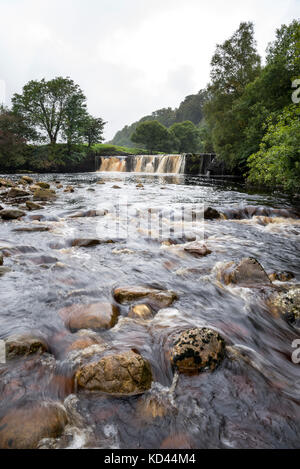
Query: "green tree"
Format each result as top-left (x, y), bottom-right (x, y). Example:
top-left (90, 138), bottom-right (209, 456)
top-left (131, 120), bottom-right (172, 153)
top-left (247, 104), bottom-right (300, 192)
top-left (170, 121), bottom-right (200, 153)
top-left (204, 22), bottom-right (261, 169)
top-left (12, 77), bottom-right (87, 144)
top-left (82, 115), bottom-right (106, 147)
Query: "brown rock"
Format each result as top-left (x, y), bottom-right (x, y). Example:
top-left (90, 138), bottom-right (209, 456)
top-left (184, 242), bottom-right (212, 257)
top-left (75, 350), bottom-right (153, 395)
top-left (64, 185), bottom-right (74, 193)
top-left (0, 209), bottom-right (25, 220)
top-left (26, 201), bottom-right (44, 211)
top-left (71, 238), bottom-right (101, 247)
top-left (20, 176), bottom-right (34, 184)
top-left (268, 271), bottom-right (294, 282)
top-left (114, 286), bottom-right (178, 308)
top-left (13, 225), bottom-right (50, 233)
top-left (170, 328), bottom-right (226, 374)
top-left (129, 304), bottom-right (153, 320)
top-left (0, 178), bottom-right (15, 187)
top-left (5, 334), bottom-right (49, 360)
top-left (0, 401), bottom-right (68, 449)
top-left (217, 258), bottom-right (271, 286)
top-left (112, 185), bottom-right (121, 189)
top-left (36, 182), bottom-right (50, 189)
top-left (33, 188), bottom-right (56, 201)
top-left (267, 287), bottom-right (300, 327)
top-left (69, 209), bottom-right (108, 218)
top-left (0, 252), bottom-right (3, 266)
top-left (59, 302), bottom-right (120, 332)
top-left (7, 187), bottom-right (30, 198)
top-left (204, 207), bottom-right (221, 219)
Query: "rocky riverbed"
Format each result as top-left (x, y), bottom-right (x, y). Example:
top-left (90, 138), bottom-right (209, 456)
top-left (0, 172), bottom-right (299, 449)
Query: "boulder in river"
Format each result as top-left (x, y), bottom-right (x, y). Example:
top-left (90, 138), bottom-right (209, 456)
top-left (114, 286), bottom-right (178, 308)
top-left (64, 185), bottom-right (74, 193)
top-left (26, 200), bottom-right (44, 211)
top-left (59, 302), bottom-right (120, 332)
top-left (69, 209), bottom-right (108, 218)
top-left (217, 257), bottom-right (271, 286)
top-left (268, 271), bottom-right (294, 282)
top-left (204, 207), bottom-right (221, 220)
top-left (20, 176), bottom-right (34, 185)
top-left (0, 252), bottom-right (3, 266)
top-left (33, 188), bottom-right (56, 201)
top-left (71, 238), bottom-right (111, 248)
top-left (184, 242), bottom-right (212, 257)
top-left (170, 327), bottom-right (226, 374)
top-left (129, 304), bottom-right (153, 320)
top-left (267, 287), bottom-right (300, 328)
top-left (75, 350), bottom-right (153, 395)
top-left (5, 334), bottom-right (49, 360)
top-left (0, 209), bottom-right (25, 220)
top-left (0, 177), bottom-right (15, 188)
top-left (7, 187), bottom-right (30, 198)
top-left (36, 182), bottom-right (50, 189)
top-left (0, 400), bottom-right (68, 449)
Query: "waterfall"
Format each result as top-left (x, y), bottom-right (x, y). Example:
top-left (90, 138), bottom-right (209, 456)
top-left (98, 155), bottom-right (186, 174)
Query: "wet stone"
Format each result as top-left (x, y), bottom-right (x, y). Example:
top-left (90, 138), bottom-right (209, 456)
top-left (129, 304), bottom-right (154, 320)
top-left (114, 286), bottom-right (178, 308)
top-left (0, 401), bottom-right (68, 449)
top-left (26, 200), bottom-right (44, 211)
top-left (170, 327), bottom-right (226, 374)
top-left (75, 350), bottom-right (153, 395)
top-left (217, 257), bottom-right (271, 286)
top-left (59, 302), bottom-right (120, 332)
top-left (0, 209), bottom-right (26, 220)
top-left (5, 334), bottom-right (49, 360)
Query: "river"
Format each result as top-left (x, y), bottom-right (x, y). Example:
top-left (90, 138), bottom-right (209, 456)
top-left (0, 171), bottom-right (300, 449)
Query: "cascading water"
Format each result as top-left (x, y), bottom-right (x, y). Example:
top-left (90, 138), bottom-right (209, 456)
top-left (98, 155), bottom-right (186, 174)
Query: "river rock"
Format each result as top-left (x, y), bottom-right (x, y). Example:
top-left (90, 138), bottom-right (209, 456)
top-left (114, 286), bottom-right (178, 308)
top-left (5, 334), bottom-right (49, 360)
top-left (0, 252), bottom-right (3, 266)
top-left (36, 182), bottom-right (50, 189)
top-left (20, 176), bottom-right (34, 184)
top-left (170, 328), bottom-right (226, 374)
top-left (129, 304), bottom-right (153, 320)
top-left (112, 185), bottom-right (121, 189)
top-left (217, 257), bottom-right (271, 286)
top-left (184, 242), bottom-right (212, 257)
top-left (71, 238), bottom-right (103, 248)
top-left (0, 178), bottom-right (15, 187)
top-left (267, 287), bottom-right (300, 327)
top-left (69, 209), bottom-right (108, 218)
top-left (33, 188), bottom-right (56, 201)
top-left (59, 302), bottom-right (120, 332)
top-left (64, 185), bottom-right (74, 193)
top-left (0, 401), bottom-right (68, 449)
top-left (75, 350), bottom-right (153, 395)
top-left (7, 187), bottom-right (30, 198)
top-left (26, 200), bottom-right (44, 211)
top-left (0, 209), bottom-right (25, 220)
top-left (268, 271), bottom-right (294, 282)
top-left (204, 207), bottom-right (221, 219)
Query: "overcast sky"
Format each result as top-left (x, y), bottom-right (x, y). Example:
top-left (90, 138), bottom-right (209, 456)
top-left (0, 0), bottom-right (299, 140)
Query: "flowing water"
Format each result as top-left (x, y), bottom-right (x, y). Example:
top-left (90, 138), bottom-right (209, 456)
top-left (0, 171), bottom-right (300, 449)
top-left (99, 155), bottom-right (186, 174)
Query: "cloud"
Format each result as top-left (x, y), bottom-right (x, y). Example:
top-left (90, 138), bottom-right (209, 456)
top-left (0, 0), bottom-right (298, 139)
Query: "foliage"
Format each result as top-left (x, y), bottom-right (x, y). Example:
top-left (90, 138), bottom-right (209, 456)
top-left (131, 120), bottom-right (173, 152)
top-left (82, 116), bottom-right (106, 147)
top-left (247, 104), bottom-right (300, 192)
top-left (169, 121), bottom-right (200, 153)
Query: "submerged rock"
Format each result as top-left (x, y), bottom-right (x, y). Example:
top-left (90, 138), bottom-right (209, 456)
top-left (75, 350), bottom-right (153, 395)
top-left (170, 328), bottom-right (226, 374)
top-left (71, 238), bottom-right (113, 247)
top-left (0, 252), bottom-right (3, 266)
top-left (129, 304), bottom-right (154, 320)
top-left (114, 286), bottom-right (178, 308)
top-left (59, 302), bottom-right (120, 332)
top-left (69, 209), bottom-right (108, 218)
top-left (5, 334), bottom-right (49, 360)
top-left (0, 401), bottom-right (68, 449)
top-left (217, 257), bottom-right (271, 286)
top-left (0, 209), bottom-right (25, 220)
